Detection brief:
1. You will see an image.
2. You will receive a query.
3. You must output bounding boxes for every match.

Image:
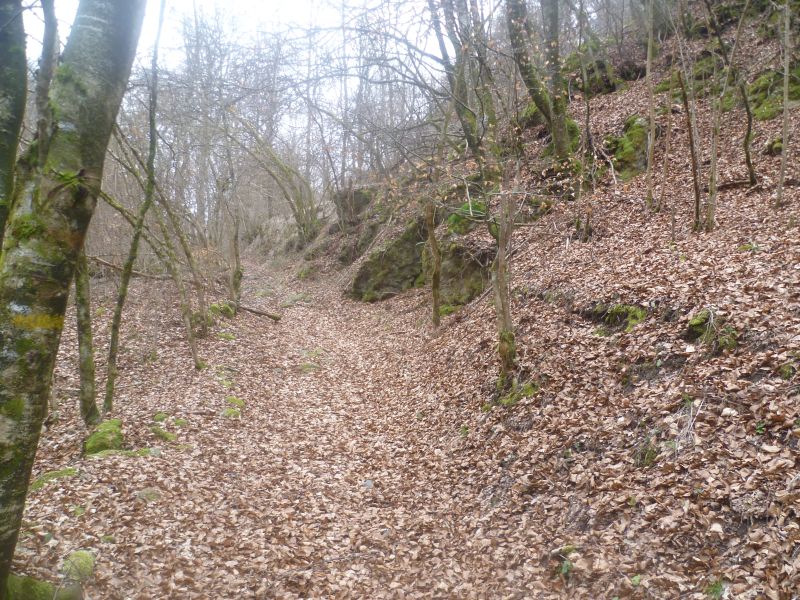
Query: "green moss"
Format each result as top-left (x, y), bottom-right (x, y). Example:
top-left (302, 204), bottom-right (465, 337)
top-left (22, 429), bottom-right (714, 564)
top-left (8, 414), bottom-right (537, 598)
top-left (439, 304), bottom-right (458, 317)
top-left (10, 213), bottom-right (46, 240)
top-left (686, 308), bottom-right (738, 354)
top-left (592, 303), bottom-right (648, 332)
top-left (150, 425), bottom-right (177, 442)
top-left (517, 101), bottom-right (544, 128)
top-left (297, 264), bottom-right (316, 280)
top-left (152, 412), bottom-right (168, 422)
top-left (226, 395), bottom-right (245, 408)
top-left (604, 115), bottom-right (652, 180)
top-left (174, 418), bottom-right (188, 427)
top-left (778, 362), bottom-right (797, 380)
top-left (86, 447), bottom-right (154, 459)
top-left (1, 396), bottom-right (25, 420)
top-left (749, 64), bottom-right (800, 121)
top-left (498, 380), bottom-right (540, 407)
top-left (447, 201), bottom-right (487, 235)
top-left (30, 467), bottom-right (78, 491)
top-left (209, 301), bottom-right (236, 319)
top-left (137, 487), bottom-right (161, 502)
top-left (84, 419), bottom-right (123, 455)
top-left (222, 407), bottom-right (241, 419)
top-left (61, 550), bottom-right (95, 582)
top-left (217, 332), bottom-right (236, 341)
top-left (6, 574), bottom-right (81, 600)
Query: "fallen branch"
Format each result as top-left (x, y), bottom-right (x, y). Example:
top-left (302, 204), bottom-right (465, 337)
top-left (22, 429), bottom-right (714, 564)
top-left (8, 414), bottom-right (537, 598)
top-left (238, 305), bottom-right (281, 322)
top-left (89, 256), bottom-right (171, 281)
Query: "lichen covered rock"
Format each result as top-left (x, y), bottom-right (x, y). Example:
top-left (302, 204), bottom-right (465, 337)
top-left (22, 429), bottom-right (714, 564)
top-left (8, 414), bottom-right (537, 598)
top-left (605, 115), bottom-right (653, 180)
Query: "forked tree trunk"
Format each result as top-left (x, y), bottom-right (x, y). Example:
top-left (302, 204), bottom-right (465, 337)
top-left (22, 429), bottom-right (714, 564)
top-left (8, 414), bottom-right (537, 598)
top-left (75, 249), bottom-right (100, 426)
top-left (0, 1), bottom-right (146, 592)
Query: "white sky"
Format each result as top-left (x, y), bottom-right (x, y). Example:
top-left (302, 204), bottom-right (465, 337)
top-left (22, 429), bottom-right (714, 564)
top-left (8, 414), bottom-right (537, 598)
top-left (23, 0), bottom-right (342, 66)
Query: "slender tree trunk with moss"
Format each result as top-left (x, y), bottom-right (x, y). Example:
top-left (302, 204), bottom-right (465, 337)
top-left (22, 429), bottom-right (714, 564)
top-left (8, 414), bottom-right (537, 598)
top-left (707, 91), bottom-right (720, 231)
top-left (677, 71), bottom-right (702, 231)
top-left (0, 0), bottom-right (27, 247)
top-left (425, 202), bottom-right (441, 327)
top-left (492, 192), bottom-right (516, 384)
top-left (230, 205), bottom-right (243, 313)
top-left (541, 0), bottom-right (571, 161)
top-left (505, 0), bottom-right (555, 127)
top-left (104, 0), bottom-right (165, 413)
top-left (777, 1), bottom-right (791, 208)
top-left (645, 0), bottom-right (657, 209)
top-left (75, 249), bottom-right (100, 426)
top-left (0, 1), bottom-right (145, 593)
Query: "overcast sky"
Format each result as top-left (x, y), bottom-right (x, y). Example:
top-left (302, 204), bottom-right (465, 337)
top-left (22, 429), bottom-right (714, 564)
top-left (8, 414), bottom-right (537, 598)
top-left (23, 0), bottom-right (342, 65)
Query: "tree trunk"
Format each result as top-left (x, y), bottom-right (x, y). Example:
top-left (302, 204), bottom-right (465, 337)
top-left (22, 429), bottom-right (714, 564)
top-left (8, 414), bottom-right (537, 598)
top-left (230, 205), bottom-right (243, 313)
top-left (0, 1), bottom-right (145, 593)
top-left (677, 71), bottom-right (702, 231)
top-left (425, 202), bottom-right (441, 327)
top-left (492, 192), bottom-right (516, 385)
top-left (645, 0), bottom-right (657, 209)
top-left (505, 0), bottom-right (555, 127)
top-left (541, 0), bottom-right (571, 161)
top-left (0, 0), bottom-right (27, 246)
top-left (104, 0), bottom-right (165, 413)
top-left (75, 249), bottom-right (100, 426)
top-left (776, 1), bottom-right (791, 208)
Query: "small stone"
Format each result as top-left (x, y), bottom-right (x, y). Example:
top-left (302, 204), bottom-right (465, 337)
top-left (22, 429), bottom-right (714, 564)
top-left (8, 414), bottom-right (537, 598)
top-left (362, 479), bottom-right (374, 490)
top-left (137, 487), bottom-right (161, 503)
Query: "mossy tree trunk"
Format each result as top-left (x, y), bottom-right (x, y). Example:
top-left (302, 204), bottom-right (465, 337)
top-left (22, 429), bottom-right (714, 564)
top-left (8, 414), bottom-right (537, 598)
top-left (0, 0), bottom-right (27, 247)
top-left (75, 249), bottom-right (100, 427)
top-left (541, 0), bottom-right (571, 162)
top-left (492, 192), bottom-right (516, 384)
top-left (645, 0), bottom-right (657, 209)
top-left (229, 202), bottom-right (243, 313)
top-left (777, 0), bottom-right (791, 208)
top-left (505, 0), bottom-right (555, 131)
top-left (677, 71), bottom-right (702, 231)
top-left (104, 0), bottom-right (165, 413)
top-left (425, 201), bottom-right (441, 327)
top-left (0, 0), bottom-right (146, 593)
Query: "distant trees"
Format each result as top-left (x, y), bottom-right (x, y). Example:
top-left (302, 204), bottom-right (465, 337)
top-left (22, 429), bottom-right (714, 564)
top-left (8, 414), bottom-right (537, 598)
top-left (0, 0), bottom-right (146, 593)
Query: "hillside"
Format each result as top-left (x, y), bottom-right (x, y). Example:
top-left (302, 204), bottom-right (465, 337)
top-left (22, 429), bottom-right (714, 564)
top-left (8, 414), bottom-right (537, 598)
top-left (8, 5), bottom-right (800, 600)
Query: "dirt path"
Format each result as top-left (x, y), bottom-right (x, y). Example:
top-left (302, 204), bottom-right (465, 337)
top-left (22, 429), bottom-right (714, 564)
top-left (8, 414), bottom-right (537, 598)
top-left (18, 271), bottom-right (542, 599)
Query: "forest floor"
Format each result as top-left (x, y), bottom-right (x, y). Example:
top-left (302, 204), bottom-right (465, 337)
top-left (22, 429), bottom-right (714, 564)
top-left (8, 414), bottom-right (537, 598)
top-left (17, 267), bottom-right (562, 599)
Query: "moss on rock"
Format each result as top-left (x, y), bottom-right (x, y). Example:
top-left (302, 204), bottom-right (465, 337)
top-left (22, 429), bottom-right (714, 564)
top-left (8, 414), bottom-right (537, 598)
top-left (604, 115), bottom-right (653, 180)
top-left (5, 574), bottom-right (81, 600)
top-left (61, 550), bottom-right (95, 582)
top-left (150, 425), bottom-right (177, 442)
top-left (84, 419), bottom-right (123, 455)
top-left (748, 64), bottom-right (800, 121)
top-left (349, 216), bottom-right (429, 302)
top-left (685, 308), bottom-right (738, 354)
top-left (586, 303), bottom-right (648, 332)
top-left (30, 467), bottom-right (78, 491)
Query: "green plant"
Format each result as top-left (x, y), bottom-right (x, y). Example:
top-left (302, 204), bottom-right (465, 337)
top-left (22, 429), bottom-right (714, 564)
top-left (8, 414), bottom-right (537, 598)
top-left (737, 241), bottom-right (761, 253)
top-left (152, 412), bottom-right (168, 422)
top-left (217, 332), bottom-right (236, 341)
top-left (459, 424), bottom-right (469, 437)
top-left (222, 407), bottom-right (241, 419)
top-left (755, 420), bottom-right (766, 435)
top-left (226, 395), bottom-right (245, 408)
top-left (705, 578), bottom-right (725, 599)
top-left (447, 201), bottom-right (487, 234)
top-left (150, 425), bottom-right (177, 442)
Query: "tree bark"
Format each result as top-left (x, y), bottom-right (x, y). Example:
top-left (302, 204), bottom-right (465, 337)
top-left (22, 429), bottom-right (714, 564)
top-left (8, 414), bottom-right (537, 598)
top-left (541, 0), bottom-right (571, 160)
top-left (0, 0), bottom-right (27, 246)
top-left (677, 71), bottom-right (702, 231)
top-left (505, 0), bottom-right (555, 128)
top-left (75, 249), bottom-right (100, 426)
top-left (0, 1), bottom-right (145, 593)
top-left (492, 192), bottom-right (516, 384)
top-left (776, 1), bottom-right (791, 208)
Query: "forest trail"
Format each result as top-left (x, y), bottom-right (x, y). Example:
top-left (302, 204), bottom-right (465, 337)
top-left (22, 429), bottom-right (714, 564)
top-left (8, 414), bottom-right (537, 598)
top-left (22, 268), bottom-right (540, 599)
